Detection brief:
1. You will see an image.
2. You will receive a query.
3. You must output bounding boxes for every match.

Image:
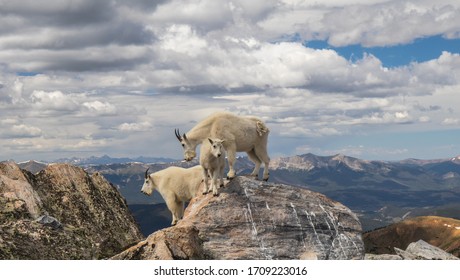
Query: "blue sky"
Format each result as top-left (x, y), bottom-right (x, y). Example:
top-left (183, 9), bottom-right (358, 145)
top-left (0, 0), bottom-right (459, 162)
top-left (307, 35), bottom-right (460, 67)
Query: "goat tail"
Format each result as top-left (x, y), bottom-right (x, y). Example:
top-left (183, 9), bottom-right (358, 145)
top-left (256, 121), bottom-right (269, 136)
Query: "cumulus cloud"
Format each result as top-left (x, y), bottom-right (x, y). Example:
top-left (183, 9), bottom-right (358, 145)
top-left (0, 0), bottom-right (459, 161)
top-left (260, 0), bottom-right (460, 47)
top-left (151, 0), bottom-right (233, 31)
top-left (30, 90), bottom-right (79, 111)
top-left (0, 0), bottom-right (154, 73)
top-left (117, 121), bottom-right (153, 132)
top-left (82, 100), bottom-right (117, 115)
top-left (320, 2), bottom-right (460, 47)
top-left (10, 124), bottom-right (43, 138)
top-left (442, 118), bottom-right (460, 125)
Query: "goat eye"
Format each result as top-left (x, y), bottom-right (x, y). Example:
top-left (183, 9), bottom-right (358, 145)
top-left (181, 144), bottom-right (185, 147)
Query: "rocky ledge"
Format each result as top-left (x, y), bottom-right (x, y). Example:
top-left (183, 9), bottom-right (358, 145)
top-left (112, 176), bottom-right (364, 260)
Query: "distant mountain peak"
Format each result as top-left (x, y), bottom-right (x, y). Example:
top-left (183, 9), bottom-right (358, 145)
top-left (451, 156), bottom-right (460, 163)
top-left (271, 153), bottom-right (369, 172)
top-left (270, 154), bottom-right (316, 171)
top-left (332, 153), bottom-right (346, 160)
top-left (330, 154), bottom-right (369, 172)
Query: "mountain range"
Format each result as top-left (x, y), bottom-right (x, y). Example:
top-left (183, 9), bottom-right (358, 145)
top-left (268, 153), bottom-right (460, 230)
top-left (40, 155), bottom-right (176, 166)
top-left (18, 153), bottom-right (460, 233)
top-left (4, 158), bottom-right (458, 259)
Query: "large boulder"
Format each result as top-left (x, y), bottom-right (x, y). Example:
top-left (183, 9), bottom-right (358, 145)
top-left (396, 240), bottom-right (459, 260)
top-left (113, 176), bottom-right (364, 260)
top-left (0, 161), bottom-right (143, 259)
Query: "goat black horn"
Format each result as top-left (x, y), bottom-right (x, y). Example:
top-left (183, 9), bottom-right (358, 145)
top-left (145, 168), bottom-right (150, 179)
top-left (175, 129), bottom-right (182, 141)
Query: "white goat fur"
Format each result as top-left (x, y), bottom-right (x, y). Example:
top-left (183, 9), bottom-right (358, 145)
top-left (176, 111), bottom-right (270, 180)
top-left (200, 138), bottom-right (226, 196)
top-left (141, 165), bottom-right (203, 225)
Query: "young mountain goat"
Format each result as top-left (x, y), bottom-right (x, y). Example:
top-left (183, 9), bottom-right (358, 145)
top-left (200, 138), bottom-right (226, 196)
top-left (175, 111), bottom-right (270, 181)
top-left (141, 165), bottom-right (203, 226)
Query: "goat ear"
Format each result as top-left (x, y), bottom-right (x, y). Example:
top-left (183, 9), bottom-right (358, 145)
top-left (208, 138), bottom-right (213, 144)
top-left (183, 133), bottom-right (188, 141)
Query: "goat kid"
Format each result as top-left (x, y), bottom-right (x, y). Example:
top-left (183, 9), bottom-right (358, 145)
top-left (200, 138), bottom-right (226, 196)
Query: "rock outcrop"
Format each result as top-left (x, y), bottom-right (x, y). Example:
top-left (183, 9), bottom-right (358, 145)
top-left (366, 240), bottom-right (459, 260)
top-left (112, 176), bottom-right (364, 260)
top-left (396, 240), bottom-right (459, 260)
top-left (0, 161), bottom-right (143, 259)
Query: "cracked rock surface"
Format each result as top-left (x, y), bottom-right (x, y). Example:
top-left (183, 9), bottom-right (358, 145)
top-left (112, 176), bottom-right (364, 260)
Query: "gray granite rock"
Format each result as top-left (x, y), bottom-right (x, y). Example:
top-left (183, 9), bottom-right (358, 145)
top-left (113, 176), bottom-right (364, 260)
top-left (401, 240), bottom-right (459, 260)
top-left (366, 240), bottom-right (459, 260)
top-left (365, 253), bottom-right (403, 260)
top-left (0, 161), bottom-right (143, 259)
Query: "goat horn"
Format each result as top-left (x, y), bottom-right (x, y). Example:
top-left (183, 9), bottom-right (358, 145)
top-left (145, 168), bottom-right (150, 179)
top-left (174, 129), bottom-right (182, 141)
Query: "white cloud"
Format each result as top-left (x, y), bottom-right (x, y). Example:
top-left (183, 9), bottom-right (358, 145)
top-left (1, 118), bottom-right (19, 125)
top-left (261, 0), bottom-right (460, 47)
top-left (30, 90), bottom-right (79, 111)
top-left (151, 0), bottom-right (233, 31)
top-left (82, 100), bottom-right (117, 115)
top-left (0, 0), bottom-right (459, 161)
top-left (442, 118), bottom-right (460, 125)
top-left (65, 138), bottom-right (108, 150)
top-left (419, 116), bottom-right (431, 123)
top-left (159, 24), bottom-right (208, 57)
top-left (10, 124), bottom-right (43, 138)
top-left (117, 121), bottom-right (152, 132)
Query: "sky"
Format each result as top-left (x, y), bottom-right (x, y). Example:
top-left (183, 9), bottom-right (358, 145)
top-left (0, 0), bottom-right (459, 162)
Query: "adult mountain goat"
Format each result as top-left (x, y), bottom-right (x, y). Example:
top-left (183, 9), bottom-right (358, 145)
top-left (141, 165), bottom-right (203, 226)
top-left (175, 111), bottom-right (270, 181)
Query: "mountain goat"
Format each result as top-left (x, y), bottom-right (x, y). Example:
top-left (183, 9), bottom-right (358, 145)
top-left (175, 111), bottom-right (270, 181)
top-left (141, 165), bottom-right (203, 226)
top-left (200, 138), bottom-right (226, 196)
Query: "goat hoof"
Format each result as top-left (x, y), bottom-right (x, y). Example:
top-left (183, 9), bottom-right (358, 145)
top-left (213, 193), bottom-right (219, 197)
